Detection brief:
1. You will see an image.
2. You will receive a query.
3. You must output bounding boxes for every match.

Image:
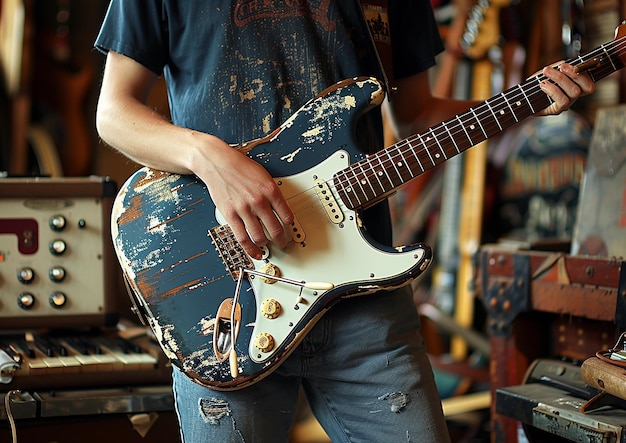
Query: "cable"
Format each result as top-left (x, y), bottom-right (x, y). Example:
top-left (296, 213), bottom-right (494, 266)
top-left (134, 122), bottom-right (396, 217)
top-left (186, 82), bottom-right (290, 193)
top-left (4, 389), bottom-right (20, 443)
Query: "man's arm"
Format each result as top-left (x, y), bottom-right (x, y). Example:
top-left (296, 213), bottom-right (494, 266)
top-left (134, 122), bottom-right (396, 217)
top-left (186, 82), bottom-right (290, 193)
top-left (385, 63), bottom-right (595, 140)
top-left (96, 51), bottom-right (293, 259)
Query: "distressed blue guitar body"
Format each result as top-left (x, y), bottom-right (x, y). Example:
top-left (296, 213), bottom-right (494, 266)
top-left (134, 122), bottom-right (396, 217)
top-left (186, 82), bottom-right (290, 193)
top-left (112, 77), bottom-right (431, 390)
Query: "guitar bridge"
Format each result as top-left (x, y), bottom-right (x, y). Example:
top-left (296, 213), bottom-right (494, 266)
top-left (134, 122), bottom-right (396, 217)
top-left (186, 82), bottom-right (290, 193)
top-left (208, 225), bottom-right (255, 279)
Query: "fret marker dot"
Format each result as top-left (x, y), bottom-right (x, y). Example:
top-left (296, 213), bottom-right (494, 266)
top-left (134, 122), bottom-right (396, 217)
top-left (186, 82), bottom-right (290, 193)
top-left (516, 101), bottom-right (521, 106)
top-left (470, 125), bottom-right (475, 130)
top-left (499, 110), bottom-right (505, 115)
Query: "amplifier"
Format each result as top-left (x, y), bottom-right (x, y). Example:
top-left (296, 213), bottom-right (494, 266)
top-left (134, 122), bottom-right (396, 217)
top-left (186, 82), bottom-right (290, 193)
top-left (0, 176), bottom-right (119, 329)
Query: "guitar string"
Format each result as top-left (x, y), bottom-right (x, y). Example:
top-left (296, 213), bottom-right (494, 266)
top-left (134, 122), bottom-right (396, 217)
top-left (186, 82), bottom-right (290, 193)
top-left (261, 36), bottom-right (626, 233)
top-left (349, 40), bottom-right (626, 192)
top-left (320, 37), bottom-right (626, 210)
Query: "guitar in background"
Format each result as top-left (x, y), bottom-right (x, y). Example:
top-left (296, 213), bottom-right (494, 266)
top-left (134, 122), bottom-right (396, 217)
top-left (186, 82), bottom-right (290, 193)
top-left (440, 0), bottom-right (512, 360)
top-left (1, 0), bottom-right (30, 175)
top-left (30, 0), bottom-right (94, 176)
top-left (426, 0), bottom-right (473, 320)
top-left (0, 0), bottom-right (98, 177)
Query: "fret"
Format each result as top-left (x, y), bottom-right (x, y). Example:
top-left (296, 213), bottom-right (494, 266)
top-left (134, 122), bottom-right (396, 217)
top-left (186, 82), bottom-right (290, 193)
top-left (345, 169), bottom-right (362, 203)
top-left (489, 94), bottom-right (518, 130)
top-left (456, 114), bottom-right (474, 148)
top-left (410, 134), bottom-right (433, 169)
top-left (371, 157), bottom-right (390, 193)
top-left (603, 43), bottom-right (618, 72)
top-left (500, 91), bottom-right (520, 124)
top-left (335, 170), bottom-right (361, 208)
top-left (429, 127), bottom-right (448, 161)
top-left (485, 99), bottom-right (503, 131)
top-left (460, 112), bottom-right (487, 146)
top-left (517, 82), bottom-right (536, 114)
top-left (366, 156), bottom-right (386, 195)
top-left (395, 149), bottom-right (415, 181)
top-left (443, 120), bottom-right (461, 155)
top-left (476, 102), bottom-right (502, 138)
top-left (383, 149), bottom-right (406, 186)
top-left (374, 153), bottom-right (395, 191)
top-left (355, 162), bottom-right (375, 202)
top-left (407, 138), bottom-right (426, 173)
top-left (469, 107), bottom-right (488, 139)
top-left (422, 134), bottom-right (438, 167)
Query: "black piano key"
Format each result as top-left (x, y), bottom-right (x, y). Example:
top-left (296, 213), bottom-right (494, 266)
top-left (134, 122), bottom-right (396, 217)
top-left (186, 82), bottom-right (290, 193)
top-left (63, 336), bottom-right (88, 355)
top-left (47, 336), bottom-right (68, 356)
top-left (34, 336), bottom-right (55, 357)
top-left (16, 339), bottom-right (36, 359)
top-left (116, 337), bottom-right (142, 354)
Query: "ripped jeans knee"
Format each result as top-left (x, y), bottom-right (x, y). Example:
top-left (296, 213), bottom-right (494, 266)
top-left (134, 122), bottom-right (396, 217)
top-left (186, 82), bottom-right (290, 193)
top-left (199, 397), bottom-right (232, 425)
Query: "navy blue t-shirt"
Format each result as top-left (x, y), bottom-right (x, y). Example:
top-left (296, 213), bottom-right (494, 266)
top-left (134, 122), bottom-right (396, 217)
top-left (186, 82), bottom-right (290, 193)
top-left (95, 0), bottom-right (442, 142)
top-left (95, 0), bottom-right (443, 245)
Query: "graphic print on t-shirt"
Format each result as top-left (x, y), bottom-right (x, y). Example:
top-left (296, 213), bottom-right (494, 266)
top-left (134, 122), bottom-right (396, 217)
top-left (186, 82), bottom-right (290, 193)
top-left (234, 0), bottom-right (335, 31)
top-left (209, 0), bottom-right (367, 142)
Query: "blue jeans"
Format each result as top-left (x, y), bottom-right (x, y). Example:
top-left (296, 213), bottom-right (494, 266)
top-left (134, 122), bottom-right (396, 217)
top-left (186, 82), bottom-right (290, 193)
top-left (172, 286), bottom-right (451, 442)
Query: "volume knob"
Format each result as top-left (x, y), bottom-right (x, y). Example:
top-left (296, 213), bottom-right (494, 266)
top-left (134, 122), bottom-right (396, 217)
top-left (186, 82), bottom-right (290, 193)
top-left (49, 266), bottom-right (67, 282)
top-left (254, 333), bottom-right (275, 353)
top-left (49, 215), bottom-right (67, 232)
top-left (17, 293), bottom-right (36, 310)
top-left (49, 292), bottom-right (67, 308)
top-left (17, 267), bottom-right (35, 284)
top-left (260, 299), bottom-right (281, 319)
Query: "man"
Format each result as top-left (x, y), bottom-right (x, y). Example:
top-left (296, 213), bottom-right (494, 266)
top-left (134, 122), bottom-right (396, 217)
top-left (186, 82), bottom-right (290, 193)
top-left (94, 1), bottom-right (593, 441)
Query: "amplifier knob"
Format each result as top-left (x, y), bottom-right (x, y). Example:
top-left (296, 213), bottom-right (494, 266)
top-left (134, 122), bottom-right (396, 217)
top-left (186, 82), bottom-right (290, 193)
top-left (17, 293), bottom-right (35, 310)
top-left (49, 292), bottom-right (67, 308)
top-left (254, 332), bottom-right (275, 353)
top-left (49, 239), bottom-right (67, 256)
top-left (260, 298), bottom-right (281, 319)
top-left (17, 267), bottom-right (35, 284)
top-left (49, 215), bottom-right (67, 232)
top-left (49, 266), bottom-right (66, 282)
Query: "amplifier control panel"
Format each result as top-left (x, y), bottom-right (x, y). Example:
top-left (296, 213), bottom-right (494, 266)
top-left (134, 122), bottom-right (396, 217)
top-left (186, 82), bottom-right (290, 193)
top-left (0, 177), bottom-right (118, 329)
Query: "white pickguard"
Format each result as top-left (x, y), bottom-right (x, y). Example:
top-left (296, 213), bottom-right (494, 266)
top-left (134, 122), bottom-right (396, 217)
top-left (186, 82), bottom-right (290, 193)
top-left (232, 150), bottom-right (429, 363)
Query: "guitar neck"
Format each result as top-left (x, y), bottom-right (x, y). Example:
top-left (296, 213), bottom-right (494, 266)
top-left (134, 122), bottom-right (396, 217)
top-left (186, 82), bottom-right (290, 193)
top-left (335, 30), bottom-right (626, 211)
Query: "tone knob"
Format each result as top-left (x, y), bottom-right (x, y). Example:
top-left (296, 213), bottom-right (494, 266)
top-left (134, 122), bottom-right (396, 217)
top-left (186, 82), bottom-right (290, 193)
top-left (17, 267), bottom-right (35, 284)
top-left (260, 299), bottom-right (281, 319)
top-left (49, 266), bottom-right (67, 282)
top-left (254, 332), bottom-right (275, 352)
top-left (49, 292), bottom-right (67, 308)
top-left (17, 293), bottom-right (36, 310)
top-left (260, 263), bottom-right (280, 284)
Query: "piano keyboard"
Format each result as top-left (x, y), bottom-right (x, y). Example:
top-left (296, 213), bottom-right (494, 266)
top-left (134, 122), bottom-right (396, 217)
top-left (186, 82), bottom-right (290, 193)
top-left (0, 328), bottom-right (172, 390)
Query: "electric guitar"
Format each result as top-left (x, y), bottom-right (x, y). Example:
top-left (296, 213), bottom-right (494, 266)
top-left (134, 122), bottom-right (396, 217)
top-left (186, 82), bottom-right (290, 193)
top-left (112, 24), bottom-right (626, 390)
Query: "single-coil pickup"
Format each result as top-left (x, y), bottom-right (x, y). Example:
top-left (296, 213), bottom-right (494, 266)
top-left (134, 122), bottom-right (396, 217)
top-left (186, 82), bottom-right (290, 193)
top-left (313, 179), bottom-right (344, 224)
top-left (289, 215), bottom-right (306, 243)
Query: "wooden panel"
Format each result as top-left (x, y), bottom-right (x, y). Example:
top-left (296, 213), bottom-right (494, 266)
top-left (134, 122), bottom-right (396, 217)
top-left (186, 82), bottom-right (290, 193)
top-left (479, 246), bottom-right (624, 443)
